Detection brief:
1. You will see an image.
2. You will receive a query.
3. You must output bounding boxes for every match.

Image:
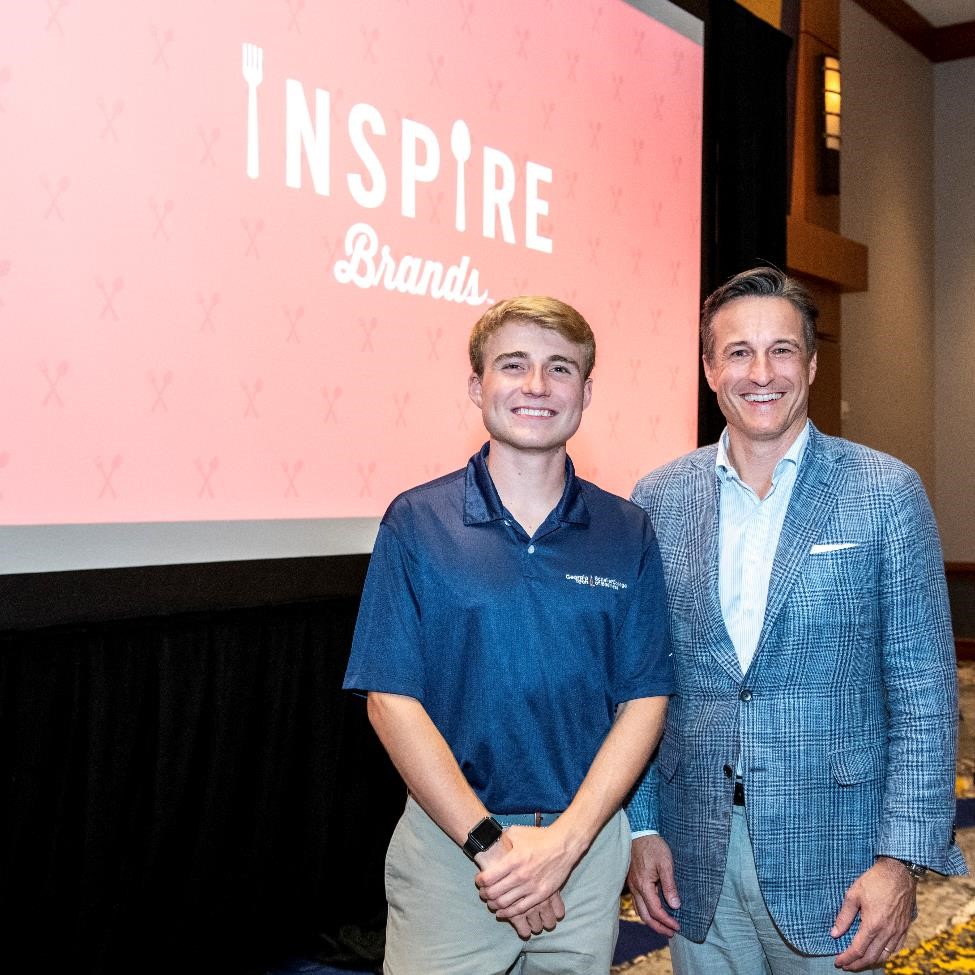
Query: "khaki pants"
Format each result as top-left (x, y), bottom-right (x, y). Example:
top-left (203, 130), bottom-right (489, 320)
top-left (383, 796), bottom-right (630, 975)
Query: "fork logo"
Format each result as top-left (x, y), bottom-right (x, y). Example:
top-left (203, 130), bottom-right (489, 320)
top-left (242, 43), bottom-right (263, 180)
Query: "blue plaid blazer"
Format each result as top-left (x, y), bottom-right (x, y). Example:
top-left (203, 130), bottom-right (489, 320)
top-left (626, 423), bottom-right (966, 954)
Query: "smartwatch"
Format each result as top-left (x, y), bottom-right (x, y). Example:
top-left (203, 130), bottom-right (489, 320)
top-left (463, 816), bottom-right (504, 861)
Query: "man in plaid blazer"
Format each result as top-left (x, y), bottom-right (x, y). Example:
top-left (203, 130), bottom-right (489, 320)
top-left (626, 267), bottom-right (965, 974)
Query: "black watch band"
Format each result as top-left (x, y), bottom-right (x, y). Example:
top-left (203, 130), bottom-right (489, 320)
top-left (894, 858), bottom-right (927, 880)
top-left (463, 816), bottom-right (503, 861)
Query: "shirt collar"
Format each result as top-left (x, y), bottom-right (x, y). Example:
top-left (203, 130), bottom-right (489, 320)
top-left (464, 442), bottom-right (590, 527)
top-left (715, 419), bottom-right (810, 486)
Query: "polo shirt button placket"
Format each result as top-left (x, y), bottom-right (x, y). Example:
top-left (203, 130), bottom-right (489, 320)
top-left (520, 534), bottom-right (538, 579)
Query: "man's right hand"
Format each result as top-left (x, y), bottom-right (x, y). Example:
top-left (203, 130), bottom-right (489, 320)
top-left (627, 834), bottom-right (681, 937)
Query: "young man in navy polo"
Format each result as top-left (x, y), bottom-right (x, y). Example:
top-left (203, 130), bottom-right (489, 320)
top-left (343, 296), bottom-right (673, 974)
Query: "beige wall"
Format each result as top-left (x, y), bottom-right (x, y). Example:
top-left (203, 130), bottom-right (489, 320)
top-left (933, 57), bottom-right (975, 562)
top-left (839, 1), bottom-right (937, 493)
top-left (840, 1), bottom-right (975, 561)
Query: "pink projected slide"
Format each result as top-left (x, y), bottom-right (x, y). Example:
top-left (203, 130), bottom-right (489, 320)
top-left (0, 1), bottom-right (702, 526)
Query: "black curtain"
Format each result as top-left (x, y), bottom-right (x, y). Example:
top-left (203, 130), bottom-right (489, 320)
top-left (698, 0), bottom-right (792, 446)
top-left (0, 596), bottom-right (401, 974)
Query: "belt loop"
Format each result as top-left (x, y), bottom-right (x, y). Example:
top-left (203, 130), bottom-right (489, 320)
top-left (534, 811), bottom-right (542, 827)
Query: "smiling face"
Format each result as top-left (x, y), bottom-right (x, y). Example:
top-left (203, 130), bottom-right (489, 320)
top-left (703, 295), bottom-right (817, 455)
top-left (468, 319), bottom-right (592, 457)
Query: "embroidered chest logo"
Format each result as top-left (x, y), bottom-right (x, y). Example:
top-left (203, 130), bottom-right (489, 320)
top-left (565, 574), bottom-right (628, 591)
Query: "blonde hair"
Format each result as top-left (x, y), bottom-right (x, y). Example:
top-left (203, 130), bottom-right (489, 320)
top-left (469, 296), bottom-right (596, 378)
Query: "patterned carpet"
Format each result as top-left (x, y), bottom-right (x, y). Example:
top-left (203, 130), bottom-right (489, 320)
top-left (886, 919), bottom-right (975, 975)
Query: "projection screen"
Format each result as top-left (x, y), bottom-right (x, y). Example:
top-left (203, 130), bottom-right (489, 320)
top-left (0, 0), bottom-right (703, 573)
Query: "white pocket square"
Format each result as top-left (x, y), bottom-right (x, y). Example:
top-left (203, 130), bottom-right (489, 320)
top-left (810, 542), bottom-right (859, 554)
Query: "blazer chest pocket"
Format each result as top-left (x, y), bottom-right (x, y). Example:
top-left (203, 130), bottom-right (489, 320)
top-left (829, 742), bottom-right (886, 785)
top-left (803, 543), bottom-right (869, 594)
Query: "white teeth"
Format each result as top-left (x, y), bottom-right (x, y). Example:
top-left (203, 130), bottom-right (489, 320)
top-left (515, 408), bottom-right (555, 417)
top-left (744, 393), bottom-right (782, 403)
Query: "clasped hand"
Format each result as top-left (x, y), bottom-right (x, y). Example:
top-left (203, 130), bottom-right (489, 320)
top-left (474, 825), bottom-right (577, 939)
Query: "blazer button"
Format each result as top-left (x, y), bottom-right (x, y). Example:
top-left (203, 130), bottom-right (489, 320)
top-left (723, 764), bottom-right (733, 777)
top-left (739, 688), bottom-right (753, 702)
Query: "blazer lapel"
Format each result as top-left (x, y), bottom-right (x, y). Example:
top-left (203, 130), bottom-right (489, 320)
top-left (685, 453), bottom-right (743, 681)
top-left (757, 426), bottom-right (843, 656)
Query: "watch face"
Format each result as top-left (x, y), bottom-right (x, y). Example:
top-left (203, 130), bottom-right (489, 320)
top-left (470, 817), bottom-right (502, 849)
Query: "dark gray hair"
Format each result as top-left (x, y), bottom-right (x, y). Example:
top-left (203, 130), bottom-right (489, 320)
top-left (701, 267), bottom-right (818, 363)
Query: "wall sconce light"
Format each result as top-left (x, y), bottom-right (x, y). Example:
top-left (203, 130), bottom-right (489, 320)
top-left (818, 54), bottom-right (841, 195)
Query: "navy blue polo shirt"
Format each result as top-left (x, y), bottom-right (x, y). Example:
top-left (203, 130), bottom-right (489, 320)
top-left (343, 443), bottom-right (673, 814)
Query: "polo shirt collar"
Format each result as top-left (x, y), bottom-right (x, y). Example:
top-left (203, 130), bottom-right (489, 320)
top-left (464, 442), bottom-right (590, 527)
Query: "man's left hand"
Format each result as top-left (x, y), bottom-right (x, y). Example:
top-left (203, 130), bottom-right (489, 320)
top-left (507, 891), bottom-right (567, 939)
top-left (831, 857), bottom-right (917, 971)
top-left (474, 824), bottom-right (581, 919)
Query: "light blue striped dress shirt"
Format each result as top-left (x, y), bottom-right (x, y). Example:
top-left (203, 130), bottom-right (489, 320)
top-left (716, 421), bottom-right (810, 675)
